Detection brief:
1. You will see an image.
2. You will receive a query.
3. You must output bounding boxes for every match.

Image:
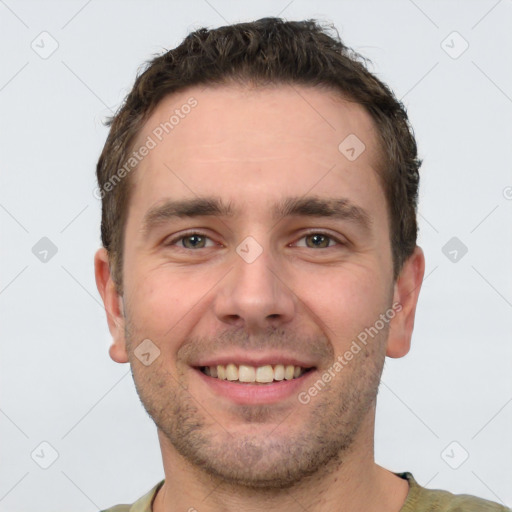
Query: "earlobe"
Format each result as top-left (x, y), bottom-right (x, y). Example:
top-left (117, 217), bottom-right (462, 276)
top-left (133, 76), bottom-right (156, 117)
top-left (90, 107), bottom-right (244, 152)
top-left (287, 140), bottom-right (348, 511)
top-left (94, 248), bottom-right (129, 364)
top-left (386, 246), bottom-right (426, 359)
top-left (108, 340), bottom-right (129, 364)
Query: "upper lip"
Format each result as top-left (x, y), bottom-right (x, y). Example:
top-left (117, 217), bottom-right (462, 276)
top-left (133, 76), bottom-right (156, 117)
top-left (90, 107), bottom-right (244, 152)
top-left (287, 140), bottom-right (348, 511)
top-left (190, 351), bottom-right (317, 369)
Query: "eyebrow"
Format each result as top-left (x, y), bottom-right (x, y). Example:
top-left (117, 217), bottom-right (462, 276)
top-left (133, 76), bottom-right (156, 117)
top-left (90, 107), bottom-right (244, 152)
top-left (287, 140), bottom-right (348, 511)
top-left (141, 195), bottom-right (372, 237)
top-left (142, 197), bottom-right (234, 237)
top-left (275, 196), bottom-right (372, 232)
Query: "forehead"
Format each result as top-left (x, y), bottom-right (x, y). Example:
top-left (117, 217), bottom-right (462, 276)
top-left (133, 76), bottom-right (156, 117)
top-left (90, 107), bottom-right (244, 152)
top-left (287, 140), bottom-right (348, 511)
top-left (128, 83), bottom-right (386, 222)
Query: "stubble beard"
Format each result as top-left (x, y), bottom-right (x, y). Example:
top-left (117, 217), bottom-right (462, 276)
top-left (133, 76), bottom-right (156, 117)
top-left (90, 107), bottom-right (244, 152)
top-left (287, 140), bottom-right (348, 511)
top-left (125, 319), bottom-right (387, 490)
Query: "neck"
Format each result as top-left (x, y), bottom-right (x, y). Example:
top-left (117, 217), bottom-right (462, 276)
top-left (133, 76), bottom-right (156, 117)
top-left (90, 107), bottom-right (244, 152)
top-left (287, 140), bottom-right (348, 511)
top-left (152, 412), bottom-right (409, 512)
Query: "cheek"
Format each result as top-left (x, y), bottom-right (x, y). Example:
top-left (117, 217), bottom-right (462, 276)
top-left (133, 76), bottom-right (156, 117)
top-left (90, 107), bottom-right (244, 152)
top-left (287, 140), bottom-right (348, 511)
top-left (125, 265), bottom-right (218, 344)
top-left (297, 264), bottom-right (391, 342)
top-left (124, 270), bottom-right (183, 342)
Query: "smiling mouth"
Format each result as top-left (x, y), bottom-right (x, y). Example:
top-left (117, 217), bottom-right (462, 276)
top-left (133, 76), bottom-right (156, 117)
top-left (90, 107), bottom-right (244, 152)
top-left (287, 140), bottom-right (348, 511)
top-left (197, 364), bottom-right (315, 384)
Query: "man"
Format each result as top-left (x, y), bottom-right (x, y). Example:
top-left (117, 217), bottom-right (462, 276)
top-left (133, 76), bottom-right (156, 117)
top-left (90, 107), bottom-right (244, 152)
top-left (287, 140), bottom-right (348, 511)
top-left (94, 17), bottom-right (509, 512)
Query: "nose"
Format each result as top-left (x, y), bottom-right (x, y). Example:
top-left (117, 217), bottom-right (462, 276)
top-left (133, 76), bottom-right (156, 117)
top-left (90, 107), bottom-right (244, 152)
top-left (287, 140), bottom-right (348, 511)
top-left (213, 241), bottom-right (296, 333)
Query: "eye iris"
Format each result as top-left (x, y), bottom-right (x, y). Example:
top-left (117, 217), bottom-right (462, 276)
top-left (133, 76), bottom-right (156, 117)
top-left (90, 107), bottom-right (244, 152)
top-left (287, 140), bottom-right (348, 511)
top-left (183, 234), bottom-right (205, 249)
top-left (306, 234), bottom-right (329, 248)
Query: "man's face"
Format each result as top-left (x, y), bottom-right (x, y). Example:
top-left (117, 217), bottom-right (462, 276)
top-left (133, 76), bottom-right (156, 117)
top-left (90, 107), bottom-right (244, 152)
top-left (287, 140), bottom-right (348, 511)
top-left (100, 84), bottom-right (411, 488)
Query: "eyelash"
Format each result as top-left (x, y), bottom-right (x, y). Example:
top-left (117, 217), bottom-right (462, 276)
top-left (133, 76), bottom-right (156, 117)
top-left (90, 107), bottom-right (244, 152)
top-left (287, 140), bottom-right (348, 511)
top-left (164, 230), bottom-right (346, 249)
top-left (164, 231), bottom-right (218, 249)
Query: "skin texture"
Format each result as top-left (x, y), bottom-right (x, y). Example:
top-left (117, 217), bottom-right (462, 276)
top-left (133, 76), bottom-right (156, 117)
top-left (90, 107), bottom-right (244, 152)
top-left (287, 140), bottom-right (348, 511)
top-left (95, 84), bottom-right (425, 511)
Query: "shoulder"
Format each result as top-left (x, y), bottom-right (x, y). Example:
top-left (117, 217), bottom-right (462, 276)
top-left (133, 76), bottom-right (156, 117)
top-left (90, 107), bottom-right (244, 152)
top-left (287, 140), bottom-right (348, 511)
top-left (99, 480), bottom-right (165, 512)
top-left (432, 493), bottom-right (511, 512)
top-left (397, 472), bottom-right (511, 512)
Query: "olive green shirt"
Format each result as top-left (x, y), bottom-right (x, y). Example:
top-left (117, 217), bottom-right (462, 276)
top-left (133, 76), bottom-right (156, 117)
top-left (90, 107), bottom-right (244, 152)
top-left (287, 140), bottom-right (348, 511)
top-left (100, 472), bottom-right (510, 511)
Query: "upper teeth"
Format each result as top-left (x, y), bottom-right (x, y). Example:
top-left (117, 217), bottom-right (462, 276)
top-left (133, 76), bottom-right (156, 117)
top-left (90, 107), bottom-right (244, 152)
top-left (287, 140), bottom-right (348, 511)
top-left (202, 364), bottom-right (306, 383)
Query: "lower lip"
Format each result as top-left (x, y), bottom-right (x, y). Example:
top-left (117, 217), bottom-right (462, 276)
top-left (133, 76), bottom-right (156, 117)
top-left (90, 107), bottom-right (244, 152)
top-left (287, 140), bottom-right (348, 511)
top-left (194, 368), bottom-right (316, 405)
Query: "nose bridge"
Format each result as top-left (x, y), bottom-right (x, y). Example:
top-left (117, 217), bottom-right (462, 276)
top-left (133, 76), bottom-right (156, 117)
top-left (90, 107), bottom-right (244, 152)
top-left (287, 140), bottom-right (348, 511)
top-left (214, 236), bottom-right (296, 330)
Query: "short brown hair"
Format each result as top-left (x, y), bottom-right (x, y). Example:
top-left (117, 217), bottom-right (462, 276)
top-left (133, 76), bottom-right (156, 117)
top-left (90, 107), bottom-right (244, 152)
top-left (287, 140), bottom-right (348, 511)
top-left (96, 17), bottom-right (421, 294)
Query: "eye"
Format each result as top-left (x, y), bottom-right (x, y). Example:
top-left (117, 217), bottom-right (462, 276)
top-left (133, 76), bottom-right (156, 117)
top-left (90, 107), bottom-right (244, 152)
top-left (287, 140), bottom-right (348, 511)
top-left (294, 232), bottom-right (344, 249)
top-left (165, 232), bottom-right (217, 249)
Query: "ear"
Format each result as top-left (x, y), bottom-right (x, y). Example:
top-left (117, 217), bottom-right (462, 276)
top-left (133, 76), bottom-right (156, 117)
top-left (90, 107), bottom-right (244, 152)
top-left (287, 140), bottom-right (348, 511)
top-left (94, 248), bottom-right (129, 363)
top-left (386, 246), bottom-right (425, 358)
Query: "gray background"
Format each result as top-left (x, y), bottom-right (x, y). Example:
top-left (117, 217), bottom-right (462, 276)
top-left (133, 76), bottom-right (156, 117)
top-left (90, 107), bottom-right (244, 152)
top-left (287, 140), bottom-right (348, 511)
top-left (1, 0), bottom-right (511, 510)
